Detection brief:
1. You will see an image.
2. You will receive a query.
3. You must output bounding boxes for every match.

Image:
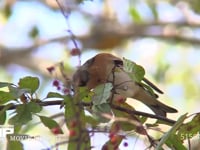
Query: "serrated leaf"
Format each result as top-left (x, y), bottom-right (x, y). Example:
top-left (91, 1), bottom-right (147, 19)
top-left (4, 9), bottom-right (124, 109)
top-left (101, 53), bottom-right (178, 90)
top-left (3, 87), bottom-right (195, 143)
top-left (92, 83), bottom-right (112, 105)
top-left (18, 76), bottom-right (39, 94)
top-left (92, 103), bottom-right (112, 123)
top-left (9, 104), bottom-right (32, 125)
top-left (46, 92), bottom-right (63, 98)
top-left (165, 134), bottom-right (187, 150)
top-left (27, 102), bottom-right (42, 113)
top-left (123, 58), bottom-right (145, 82)
top-left (177, 114), bottom-right (200, 140)
top-left (39, 115), bottom-right (63, 134)
top-left (155, 113), bottom-right (188, 150)
top-left (7, 140), bottom-right (23, 150)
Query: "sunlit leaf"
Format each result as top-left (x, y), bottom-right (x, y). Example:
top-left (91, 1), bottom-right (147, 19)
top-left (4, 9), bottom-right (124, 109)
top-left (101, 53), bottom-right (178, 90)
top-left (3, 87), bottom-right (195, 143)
top-left (165, 134), bottom-right (187, 150)
top-left (129, 7), bottom-right (142, 23)
top-left (79, 87), bottom-right (94, 103)
top-left (155, 113), bottom-right (188, 150)
top-left (18, 76), bottom-right (39, 94)
top-left (177, 114), bottom-right (200, 140)
top-left (123, 58), bottom-right (145, 82)
top-left (0, 91), bottom-right (15, 104)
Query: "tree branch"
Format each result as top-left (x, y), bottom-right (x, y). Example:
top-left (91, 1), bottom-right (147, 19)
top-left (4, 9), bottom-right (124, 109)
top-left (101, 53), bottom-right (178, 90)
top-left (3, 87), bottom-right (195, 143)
top-left (1, 19), bottom-right (200, 77)
top-left (0, 100), bottom-right (176, 124)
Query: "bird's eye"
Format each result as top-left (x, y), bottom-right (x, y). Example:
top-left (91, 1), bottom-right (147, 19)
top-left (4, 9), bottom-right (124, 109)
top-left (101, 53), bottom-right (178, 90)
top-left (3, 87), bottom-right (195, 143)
top-left (114, 60), bottom-right (123, 67)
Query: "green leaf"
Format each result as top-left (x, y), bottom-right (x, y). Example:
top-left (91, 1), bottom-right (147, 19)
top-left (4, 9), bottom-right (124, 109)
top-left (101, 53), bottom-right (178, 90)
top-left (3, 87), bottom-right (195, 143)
top-left (148, 2), bottom-right (158, 20)
top-left (3, 4), bottom-right (12, 19)
top-left (92, 103), bottom-right (112, 123)
top-left (0, 82), bottom-right (12, 88)
top-left (46, 92), bottom-right (63, 98)
top-left (0, 104), bottom-right (13, 124)
top-left (0, 111), bottom-right (6, 124)
top-left (165, 134), bottom-right (187, 150)
top-left (29, 26), bottom-right (39, 39)
top-left (191, 0), bottom-right (200, 14)
top-left (9, 104), bottom-right (32, 125)
top-left (18, 76), bottom-right (39, 94)
top-left (8, 86), bottom-right (29, 98)
top-left (155, 113), bottom-right (188, 150)
top-left (27, 102), bottom-right (42, 113)
top-left (79, 87), bottom-right (93, 103)
top-left (7, 141), bottom-right (23, 150)
top-left (39, 115), bottom-right (63, 134)
top-left (177, 114), bottom-right (200, 140)
top-left (123, 58), bottom-right (145, 82)
top-left (92, 83), bottom-right (113, 105)
top-left (129, 7), bottom-right (142, 23)
top-left (83, 116), bottom-right (99, 127)
top-left (0, 91), bottom-right (15, 104)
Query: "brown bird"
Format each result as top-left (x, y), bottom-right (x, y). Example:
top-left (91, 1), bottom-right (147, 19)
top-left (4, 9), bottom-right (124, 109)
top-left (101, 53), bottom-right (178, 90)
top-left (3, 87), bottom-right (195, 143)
top-left (73, 53), bottom-right (177, 117)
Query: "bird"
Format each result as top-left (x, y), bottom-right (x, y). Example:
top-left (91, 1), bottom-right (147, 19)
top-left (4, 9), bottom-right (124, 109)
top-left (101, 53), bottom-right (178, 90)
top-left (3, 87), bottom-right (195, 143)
top-left (73, 53), bottom-right (178, 117)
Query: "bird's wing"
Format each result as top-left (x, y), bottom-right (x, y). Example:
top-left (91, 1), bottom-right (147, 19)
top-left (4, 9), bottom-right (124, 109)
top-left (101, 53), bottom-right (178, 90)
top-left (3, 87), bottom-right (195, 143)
top-left (142, 77), bottom-right (164, 94)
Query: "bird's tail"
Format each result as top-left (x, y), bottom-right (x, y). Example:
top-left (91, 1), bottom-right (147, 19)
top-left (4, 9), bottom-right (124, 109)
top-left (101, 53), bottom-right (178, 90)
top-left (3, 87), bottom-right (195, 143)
top-left (134, 87), bottom-right (178, 117)
top-left (146, 101), bottom-right (178, 117)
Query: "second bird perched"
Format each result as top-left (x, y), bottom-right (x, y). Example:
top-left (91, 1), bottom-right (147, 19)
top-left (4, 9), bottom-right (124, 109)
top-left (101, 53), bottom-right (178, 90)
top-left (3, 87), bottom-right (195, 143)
top-left (73, 53), bottom-right (178, 117)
